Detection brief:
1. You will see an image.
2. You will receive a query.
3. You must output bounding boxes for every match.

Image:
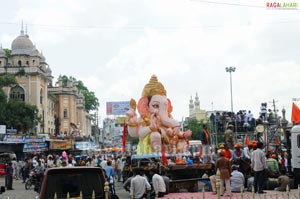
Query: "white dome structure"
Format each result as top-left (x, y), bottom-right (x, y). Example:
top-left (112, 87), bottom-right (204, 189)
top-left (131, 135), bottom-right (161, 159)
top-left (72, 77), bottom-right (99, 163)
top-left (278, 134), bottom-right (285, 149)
top-left (11, 29), bottom-right (34, 55)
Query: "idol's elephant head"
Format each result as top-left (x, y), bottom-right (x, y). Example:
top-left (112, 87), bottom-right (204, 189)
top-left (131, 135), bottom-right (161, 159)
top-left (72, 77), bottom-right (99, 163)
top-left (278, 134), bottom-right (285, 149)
top-left (137, 94), bottom-right (180, 128)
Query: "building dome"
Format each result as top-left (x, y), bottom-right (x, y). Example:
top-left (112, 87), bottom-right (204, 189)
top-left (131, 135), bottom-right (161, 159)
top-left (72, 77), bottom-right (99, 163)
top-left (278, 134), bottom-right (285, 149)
top-left (11, 30), bottom-right (34, 55)
top-left (30, 45), bottom-right (41, 57)
top-left (40, 52), bottom-right (46, 63)
top-left (0, 46), bottom-right (6, 58)
top-left (46, 66), bottom-right (52, 74)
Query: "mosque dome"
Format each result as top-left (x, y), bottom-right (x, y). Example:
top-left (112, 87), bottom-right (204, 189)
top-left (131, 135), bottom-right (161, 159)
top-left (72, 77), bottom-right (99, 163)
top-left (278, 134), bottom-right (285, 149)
top-left (0, 46), bottom-right (6, 58)
top-left (11, 29), bottom-right (34, 55)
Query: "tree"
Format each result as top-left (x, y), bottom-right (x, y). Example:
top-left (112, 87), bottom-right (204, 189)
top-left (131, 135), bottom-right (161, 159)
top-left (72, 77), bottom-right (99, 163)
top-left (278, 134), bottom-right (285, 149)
top-left (3, 99), bottom-right (39, 133)
top-left (187, 118), bottom-right (202, 140)
top-left (0, 74), bottom-right (17, 88)
top-left (3, 49), bottom-right (11, 58)
top-left (187, 119), bottom-right (213, 140)
top-left (0, 74), bottom-right (38, 133)
top-left (59, 75), bottom-right (99, 112)
top-left (0, 74), bottom-right (17, 123)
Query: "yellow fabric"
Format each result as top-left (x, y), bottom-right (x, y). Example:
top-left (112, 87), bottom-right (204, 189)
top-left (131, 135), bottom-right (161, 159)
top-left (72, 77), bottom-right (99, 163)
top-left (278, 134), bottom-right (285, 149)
top-left (136, 134), bottom-right (154, 154)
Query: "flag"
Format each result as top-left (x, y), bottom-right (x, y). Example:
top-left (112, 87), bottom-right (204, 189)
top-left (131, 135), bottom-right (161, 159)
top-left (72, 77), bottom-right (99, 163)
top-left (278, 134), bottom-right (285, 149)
top-left (292, 102), bottom-right (300, 124)
top-left (199, 145), bottom-right (203, 158)
top-left (161, 145), bottom-right (168, 165)
top-left (122, 120), bottom-right (127, 152)
top-left (244, 135), bottom-right (250, 146)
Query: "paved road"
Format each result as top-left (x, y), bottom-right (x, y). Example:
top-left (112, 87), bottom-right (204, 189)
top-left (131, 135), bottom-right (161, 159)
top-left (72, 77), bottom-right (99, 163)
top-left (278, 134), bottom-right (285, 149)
top-left (0, 176), bottom-right (129, 199)
top-left (0, 176), bottom-right (39, 198)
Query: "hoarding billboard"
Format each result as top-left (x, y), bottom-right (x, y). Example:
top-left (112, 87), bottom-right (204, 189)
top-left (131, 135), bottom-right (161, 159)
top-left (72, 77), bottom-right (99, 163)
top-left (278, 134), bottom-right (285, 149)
top-left (106, 101), bottom-right (130, 115)
top-left (0, 125), bottom-right (5, 134)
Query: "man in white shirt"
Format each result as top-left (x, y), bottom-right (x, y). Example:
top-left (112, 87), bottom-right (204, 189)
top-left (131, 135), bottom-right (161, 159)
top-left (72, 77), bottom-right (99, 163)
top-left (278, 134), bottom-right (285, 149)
top-left (116, 157), bottom-right (123, 182)
top-left (149, 169), bottom-right (166, 198)
top-left (230, 165), bottom-right (245, 192)
top-left (130, 168), bottom-right (151, 199)
top-left (251, 142), bottom-right (267, 194)
top-left (244, 143), bottom-right (253, 160)
top-left (100, 158), bottom-right (107, 170)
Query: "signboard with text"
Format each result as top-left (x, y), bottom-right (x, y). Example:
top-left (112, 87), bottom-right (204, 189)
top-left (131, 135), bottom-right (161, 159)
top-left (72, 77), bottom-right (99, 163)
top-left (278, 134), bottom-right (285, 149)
top-left (106, 101), bottom-right (130, 115)
top-left (49, 141), bottom-right (72, 150)
top-left (0, 125), bottom-right (6, 134)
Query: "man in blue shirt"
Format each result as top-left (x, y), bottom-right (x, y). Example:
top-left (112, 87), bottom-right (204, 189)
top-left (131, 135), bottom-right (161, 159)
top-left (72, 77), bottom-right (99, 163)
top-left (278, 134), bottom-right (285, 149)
top-left (105, 160), bottom-right (115, 194)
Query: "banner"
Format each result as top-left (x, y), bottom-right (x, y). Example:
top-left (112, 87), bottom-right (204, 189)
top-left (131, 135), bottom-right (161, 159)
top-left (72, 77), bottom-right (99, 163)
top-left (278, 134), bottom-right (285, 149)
top-left (23, 143), bottom-right (48, 152)
top-left (49, 141), bottom-right (72, 150)
top-left (75, 142), bottom-right (97, 150)
top-left (106, 101), bottom-right (130, 115)
top-left (0, 125), bottom-right (6, 134)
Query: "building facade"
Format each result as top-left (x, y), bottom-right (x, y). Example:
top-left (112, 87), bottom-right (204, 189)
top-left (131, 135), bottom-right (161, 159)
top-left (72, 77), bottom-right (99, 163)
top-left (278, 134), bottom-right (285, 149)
top-left (0, 27), bottom-right (92, 137)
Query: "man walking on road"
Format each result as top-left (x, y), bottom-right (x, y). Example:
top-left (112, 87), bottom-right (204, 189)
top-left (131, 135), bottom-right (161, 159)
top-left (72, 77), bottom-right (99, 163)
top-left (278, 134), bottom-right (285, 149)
top-left (130, 168), bottom-right (151, 199)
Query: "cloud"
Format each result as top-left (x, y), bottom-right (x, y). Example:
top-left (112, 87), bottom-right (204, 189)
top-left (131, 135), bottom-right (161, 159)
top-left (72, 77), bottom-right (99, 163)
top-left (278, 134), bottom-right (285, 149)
top-left (1, 0), bottom-right (300, 124)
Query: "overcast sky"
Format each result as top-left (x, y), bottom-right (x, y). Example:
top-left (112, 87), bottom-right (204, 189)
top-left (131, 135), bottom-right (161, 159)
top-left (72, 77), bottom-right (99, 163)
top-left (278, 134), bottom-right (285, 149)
top-left (1, 0), bottom-right (300, 125)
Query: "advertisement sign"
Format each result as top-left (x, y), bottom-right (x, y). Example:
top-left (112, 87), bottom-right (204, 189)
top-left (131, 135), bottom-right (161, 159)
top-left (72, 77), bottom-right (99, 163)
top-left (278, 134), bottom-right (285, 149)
top-left (0, 125), bottom-right (6, 134)
top-left (49, 141), bottom-right (72, 150)
top-left (106, 101), bottom-right (130, 115)
top-left (6, 129), bottom-right (17, 134)
top-left (23, 143), bottom-right (48, 152)
top-left (75, 142), bottom-right (97, 150)
top-left (3, 135), bottom-right (24, 143)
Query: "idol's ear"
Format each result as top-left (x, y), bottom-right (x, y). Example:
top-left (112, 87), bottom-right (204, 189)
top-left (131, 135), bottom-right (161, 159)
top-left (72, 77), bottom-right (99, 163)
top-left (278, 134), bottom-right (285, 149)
top-left (167, 98), bottom-right (173, 114)
top-left (138, 96), bottom-right (150, 115)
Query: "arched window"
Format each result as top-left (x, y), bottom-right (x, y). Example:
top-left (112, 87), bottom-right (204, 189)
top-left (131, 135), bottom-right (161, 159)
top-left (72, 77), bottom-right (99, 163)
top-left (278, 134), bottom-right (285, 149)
top-left (63, 109), bottom-right (68, 118)
top-left (9, 86), bottom-right (25, 101)
top-left (40, 88), bottom-right (43, 104)
top-left (18, 60), bottom-right (22, 66)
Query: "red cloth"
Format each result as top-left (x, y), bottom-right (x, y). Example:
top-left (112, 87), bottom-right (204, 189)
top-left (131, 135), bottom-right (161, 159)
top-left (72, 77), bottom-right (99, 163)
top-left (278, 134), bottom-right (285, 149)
top-left (224, 149), bottom-right (232, 160)
top-left (122, 120), bottom-right (127, 152)
top-left (244, 134), bottom-right (250, 146)
top-left (199, 145), bottom-right (203, 158)
top-left (161, 146), bottom-right (168, 165)
top-left (292, 102), bottom-right (300, 124)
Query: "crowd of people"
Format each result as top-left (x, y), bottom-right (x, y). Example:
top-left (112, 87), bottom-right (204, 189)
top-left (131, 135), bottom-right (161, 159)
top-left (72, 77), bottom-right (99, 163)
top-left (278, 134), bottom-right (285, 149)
top-left (210, 103), bottom-right (281, 133)
top-left (4, 153), bottom-right (126, 192)
top-left (202, 139), bottom-right (290, 196)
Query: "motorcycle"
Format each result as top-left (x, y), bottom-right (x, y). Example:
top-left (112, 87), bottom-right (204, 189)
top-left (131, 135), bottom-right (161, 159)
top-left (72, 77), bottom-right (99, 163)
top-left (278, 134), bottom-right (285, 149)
top-left (25, 169), bottom-right (38, 190)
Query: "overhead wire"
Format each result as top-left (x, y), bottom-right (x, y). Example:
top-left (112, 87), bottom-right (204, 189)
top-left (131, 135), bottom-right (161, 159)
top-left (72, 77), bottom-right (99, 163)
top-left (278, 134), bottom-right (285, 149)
top-left (189, 0), bottom-right (266, 8)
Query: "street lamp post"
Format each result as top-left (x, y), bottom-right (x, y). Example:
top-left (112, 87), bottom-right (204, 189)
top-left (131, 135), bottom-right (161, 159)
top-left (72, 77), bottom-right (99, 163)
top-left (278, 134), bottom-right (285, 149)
top-left (226, 66), bottom-right (236, 141)
top-left (225, 66), bottom-right (236, 114)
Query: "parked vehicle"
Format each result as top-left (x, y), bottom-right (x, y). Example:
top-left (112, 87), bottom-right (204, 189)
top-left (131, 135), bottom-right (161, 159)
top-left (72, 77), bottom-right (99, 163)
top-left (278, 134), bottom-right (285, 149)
top-left (39, 167), bottom-right (107, 199)
top-left (0, 152), bottom-right (17, 176)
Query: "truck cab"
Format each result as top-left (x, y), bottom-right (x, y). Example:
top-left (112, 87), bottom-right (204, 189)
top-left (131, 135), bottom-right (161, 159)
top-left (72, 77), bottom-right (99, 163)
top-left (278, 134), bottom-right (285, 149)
top-left (39, 167), bottom-right (107, 199)
top-left (291, 125), bottom-right (300, 186)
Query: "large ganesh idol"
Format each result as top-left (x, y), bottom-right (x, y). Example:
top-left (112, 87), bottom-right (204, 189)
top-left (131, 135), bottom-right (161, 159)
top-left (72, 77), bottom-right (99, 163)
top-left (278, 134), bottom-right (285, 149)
top-left (126, 75), bottom-right (192, 155)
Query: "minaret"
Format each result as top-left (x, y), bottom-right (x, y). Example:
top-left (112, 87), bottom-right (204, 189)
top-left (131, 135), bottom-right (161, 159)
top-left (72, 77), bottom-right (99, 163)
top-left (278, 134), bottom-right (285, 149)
top-left (194, 92), bottom-right (200, 110)
top-left (21, 20), bottom-right (24, 35)
top-left (189, 95), bottom-right (194, 115)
